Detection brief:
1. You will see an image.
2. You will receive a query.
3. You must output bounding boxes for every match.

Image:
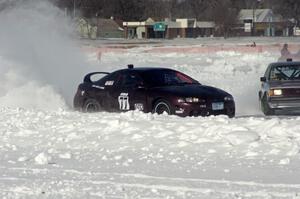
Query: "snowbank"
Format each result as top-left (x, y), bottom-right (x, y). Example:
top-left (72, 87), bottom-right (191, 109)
top-left (2, 109), bottom-right (300, 198)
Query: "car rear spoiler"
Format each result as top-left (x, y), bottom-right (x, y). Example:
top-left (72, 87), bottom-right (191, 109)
top-left (84, 72), bottom-right (110, 83)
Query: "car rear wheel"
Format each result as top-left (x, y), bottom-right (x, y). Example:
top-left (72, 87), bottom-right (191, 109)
top-left (261, 95), bottom-right (274, 116)
top-left (83, 99), bottom-right (101, 112)
top-left (153, 100), bottom-right (172, 115)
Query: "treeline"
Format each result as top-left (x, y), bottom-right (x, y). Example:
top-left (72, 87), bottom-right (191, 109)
top-left (1, 0), bottom-right (299, 24)
top-left (53, 0), bottom-right (300, 24)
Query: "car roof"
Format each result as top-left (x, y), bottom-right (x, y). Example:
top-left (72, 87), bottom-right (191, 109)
top-left (115, 67), bottom-right (174, 73)
top-left (269, 61), bottom-right (300, 67)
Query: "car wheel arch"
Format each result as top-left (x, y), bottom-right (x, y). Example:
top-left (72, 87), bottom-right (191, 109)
top-left (258, 91), bottom-right (262, 99)
top-left (152, 97), bottom-right (170, 110)
top-left (152, 97), bottom-right (163, 109)
top-left (152, 98), bottom-right (173, 115)
top-left (83, 98), bottom-right (102, 112)
top-left (260, 93), bottom-right (274, 115)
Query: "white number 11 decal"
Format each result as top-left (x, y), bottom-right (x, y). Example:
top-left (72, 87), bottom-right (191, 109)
top-left (118, 93), bottom-right (130, 110)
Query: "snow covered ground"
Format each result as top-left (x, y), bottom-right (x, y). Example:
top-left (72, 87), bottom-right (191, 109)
top-left (2, 45), bottom-right (300, 198)
top-left (2, 108), bottom-right (300, 199)
top-left (2, 1), bottom-right (300, 198)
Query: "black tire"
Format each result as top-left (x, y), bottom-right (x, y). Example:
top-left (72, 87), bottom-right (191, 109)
top-left (83, 99), bottom-right (101, 112)
top-left (261, 95), bottom-right (274, 115)
top-left (226, 108), bottom-right (235, 118)
top-left (153, 100), bottom-right (172, 115)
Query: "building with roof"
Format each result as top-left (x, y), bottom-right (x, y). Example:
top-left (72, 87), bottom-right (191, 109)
top-left (77, 18), bottom-right (97, 39)
top-left (77, 17), bottom-right (124, 39)
top-left (196, 21), bottom-right (215, 37)
top-left (96, 18), bottom-right (124, 38)
top-left (237, 9), bottom-right (294, 36)
top-left (123, 18), bottom-right (155, 39)
top-left (123, 18), bottom-right (215, 39)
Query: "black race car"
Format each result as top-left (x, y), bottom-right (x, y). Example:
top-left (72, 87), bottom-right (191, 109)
top-left (259, 60), bottom-right (300, 115)
top-left (74, 65), bottom-right (235, 117)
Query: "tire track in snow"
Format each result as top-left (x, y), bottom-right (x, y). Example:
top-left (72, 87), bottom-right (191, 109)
top-left (1, 167), bottom-right (300, 199)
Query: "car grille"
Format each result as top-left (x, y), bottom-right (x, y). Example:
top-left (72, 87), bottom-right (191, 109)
top-left (283, 88), bottom-right (300, 97)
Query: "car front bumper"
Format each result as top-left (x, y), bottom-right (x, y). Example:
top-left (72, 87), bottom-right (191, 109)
top-left (269, 97), bottom-right (300, 110)
top-left (173, 101), bottom-right (235, 117)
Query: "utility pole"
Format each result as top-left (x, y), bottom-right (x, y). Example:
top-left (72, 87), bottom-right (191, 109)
top-left (252, 7), bottom-right (255, 36)
top-left (252, 0), bottom-right (261, 36)
top-left (73, 0), bottom-right (76, 18)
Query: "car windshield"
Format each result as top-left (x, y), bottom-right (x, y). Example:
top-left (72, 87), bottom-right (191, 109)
top-left (270, 65), bottom-right (300, 81)
top-left (140, 69), bottom-right (199, 87)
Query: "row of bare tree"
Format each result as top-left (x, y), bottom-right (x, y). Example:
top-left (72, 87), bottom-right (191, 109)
top-left (1, 0), bottom-right (298, 26)
top-left (0, 0), bottom-right (298, 25)
top-left (50, 0), bottom-right (299, 37)
top-left (1, 0), bottom-right (298, 37)
top-left (52, 0), bottom-right (299, 24)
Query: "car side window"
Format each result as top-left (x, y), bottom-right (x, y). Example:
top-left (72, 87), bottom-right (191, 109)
top-left (96, 72), bottom-right (122, 87)
top-left (96, 75), bottom-right (109, 86)
top-left (121, 72), bottom-right (144, 88)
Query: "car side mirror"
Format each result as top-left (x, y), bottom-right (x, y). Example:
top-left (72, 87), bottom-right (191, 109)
top-left (260, 77), bottom-right (266, 82)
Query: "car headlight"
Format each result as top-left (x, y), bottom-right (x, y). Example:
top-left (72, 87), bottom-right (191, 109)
top-left (177, 97), bottom-right (204, 103)
top-left (269, 89), bottom-right (282, 96)
top-left (224, 96), bottom-right (233, 101)
top-left (186, 97), bottom-right (199, 103)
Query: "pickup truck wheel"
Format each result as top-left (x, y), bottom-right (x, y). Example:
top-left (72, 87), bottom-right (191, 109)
top-left (261, 95), bottom-right (274, 115)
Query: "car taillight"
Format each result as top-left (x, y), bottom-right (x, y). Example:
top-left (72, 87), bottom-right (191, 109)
top-left (76, 87), bottom-right (85, 96)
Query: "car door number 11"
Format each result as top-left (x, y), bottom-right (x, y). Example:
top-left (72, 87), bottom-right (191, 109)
top-left (118, 93), bottom-right (130, 110)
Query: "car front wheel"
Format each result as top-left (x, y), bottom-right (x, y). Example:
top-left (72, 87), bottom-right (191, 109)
top-left (153, 100), bottom-right (172, 115)
top-left (261, 95), bottom-right (274, 115)
top-left (83, 98), bottom-right (101, 112)
top-left (226, 108), bottom-right (235, 118)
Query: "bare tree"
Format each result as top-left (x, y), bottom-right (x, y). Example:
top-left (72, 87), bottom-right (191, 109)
top-left (51, 0), bottom-right (298, 30)
top-left (109, 0), bottom-right (145, 21)
top-left (210, 0), bottom-right (239, 37)
top-left (166, 0), bottom-right (194, 19)
top-left (186, 0), bottom-right (210, 20)
top-left (143, 0), bottom-right (170, 20)
top-left (273, 0), bottom-right (300, 25)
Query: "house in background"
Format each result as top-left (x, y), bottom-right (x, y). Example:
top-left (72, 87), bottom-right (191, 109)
top-left (123, 18), bottom-right (216, 39)
top-left (96, 18), bottom-right (124, 38)
top-left (175, 18), bottom-right (197, 38)
top-left (164, 20), bottom-right (182, 39)
top-left (169, 19), bottom-right (215, 38)
top-left (77, 17), bottom-right (124, 39)
top-left (237, 9), bottom-right (294, 36)
top-left (77, 18), bottom-right (97, 39)
top-left (123, 18), bottom-right (155, 39)
top-left (196, 21), bottom-right (215, 37)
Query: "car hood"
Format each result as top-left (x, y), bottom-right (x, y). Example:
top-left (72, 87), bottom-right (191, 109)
top-left (152, 84), bottom-right (231, 100)
top-left (269, 80), bottom-right (300, 89)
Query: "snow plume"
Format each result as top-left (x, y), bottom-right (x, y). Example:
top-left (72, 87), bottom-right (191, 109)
top-left (0, 0), bottom-right (91, 110)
